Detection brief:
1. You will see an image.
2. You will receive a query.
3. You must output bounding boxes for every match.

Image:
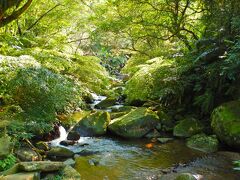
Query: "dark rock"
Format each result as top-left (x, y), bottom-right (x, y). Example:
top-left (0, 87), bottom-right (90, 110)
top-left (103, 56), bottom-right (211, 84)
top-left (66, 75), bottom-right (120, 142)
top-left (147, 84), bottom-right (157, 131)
top-left (60, 140), bottom-right (77, 146)
top-left (67, 131), bottom-right (80, 141)
top-left (144, 129), bottom-right (161, 139)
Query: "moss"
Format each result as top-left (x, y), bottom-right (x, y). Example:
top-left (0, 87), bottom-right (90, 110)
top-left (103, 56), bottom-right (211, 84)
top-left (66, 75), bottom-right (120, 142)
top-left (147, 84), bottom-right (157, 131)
top-left (72, 111), bottom-right (111, 136)
top-left (173, 118), bottom-right (204, 138)
top-left (124, 57), bottom-right (181, 105)
top-left (121, 54), bottom-right (149, 76)
top-left (186, 134), bottom-right (219, 153)
top-left (108, 107), bottom-right (160, 138)
top-left (211, 101), bottom-right (240, 149)
top-left (95, 97), bottom-right (117, 109)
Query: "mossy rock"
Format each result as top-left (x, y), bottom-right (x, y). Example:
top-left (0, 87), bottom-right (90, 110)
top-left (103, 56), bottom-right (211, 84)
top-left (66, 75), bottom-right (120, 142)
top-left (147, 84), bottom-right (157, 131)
top-left (108, 107), bottom-right (160, 138)
top-left (173, 118), bottom-right (203, 138)
top-left (94, 98), bottom-right (117, 109)
top-left (186, 134), bottom-right (219, 153)
top-left (211, 101), bottom-right (240, 149)
top-left (124, 57), bottom-right (179, 105)
top-left (71, 111), bottom-right (110, 136)
top-left (47, 147), bottom-right (74, 158)
top-left (110, 111), bottom-right (129, 120)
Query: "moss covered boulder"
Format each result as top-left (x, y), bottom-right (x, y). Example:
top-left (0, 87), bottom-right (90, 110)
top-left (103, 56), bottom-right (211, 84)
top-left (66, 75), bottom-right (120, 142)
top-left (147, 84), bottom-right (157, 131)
top-left (211, 101), bottom-right (240, 149)
top-left (186, 134), bottom-right (219, 153)
top-left (124, 57), bottom-right (180, 105)
top-left (71, 111), bottom-right (110, 136)
top-left (173, 118), bottom-right (203, 138)
top-left (108, 107), bottom-right (160, 138)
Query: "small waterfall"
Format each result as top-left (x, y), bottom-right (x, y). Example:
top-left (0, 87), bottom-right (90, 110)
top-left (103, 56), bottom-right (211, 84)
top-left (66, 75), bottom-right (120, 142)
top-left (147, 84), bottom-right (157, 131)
top-left (50, 126), bottom-right (67, 146)
top-left (90, 93), bottom-right (107, 109)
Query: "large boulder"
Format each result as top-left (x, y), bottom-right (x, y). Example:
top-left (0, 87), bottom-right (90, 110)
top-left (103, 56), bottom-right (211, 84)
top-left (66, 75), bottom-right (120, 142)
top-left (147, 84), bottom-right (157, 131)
top-left (124, 58), bottom-right (179, 105)
top-left (173, 118), bottom-right (203, 138)
top-left (71, 111), bottom-right (110, 136)
top-left (211, 101), bottom-right (240, 149)
top-left (0, 134), bottom-right (12, 159)
top-left (186, 134), bottom-right (219, 153)
top-left (108, 107), bottom-right (160, 138)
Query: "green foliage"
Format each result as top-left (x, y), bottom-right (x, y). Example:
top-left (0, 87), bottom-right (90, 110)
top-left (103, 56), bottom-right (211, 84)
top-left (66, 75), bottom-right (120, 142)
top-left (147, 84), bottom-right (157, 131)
top-left (125, 57), bottom-right (183, 106)
top-left (0, 154), bottom-right (16, 171)
top-left (233, 160), bottom-right (240, 171)
top-left (0, 55), bottom-right (85, 136)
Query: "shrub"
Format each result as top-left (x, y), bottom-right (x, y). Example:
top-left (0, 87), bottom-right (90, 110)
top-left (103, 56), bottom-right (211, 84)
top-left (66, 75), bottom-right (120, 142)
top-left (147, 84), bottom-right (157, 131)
top-left (0, 154), bottom-right (16, 171)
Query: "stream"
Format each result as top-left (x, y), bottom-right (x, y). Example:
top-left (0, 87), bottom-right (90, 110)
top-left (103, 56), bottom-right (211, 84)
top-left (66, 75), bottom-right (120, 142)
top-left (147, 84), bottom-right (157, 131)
top-left (49, 94), bottom-right (240, 180)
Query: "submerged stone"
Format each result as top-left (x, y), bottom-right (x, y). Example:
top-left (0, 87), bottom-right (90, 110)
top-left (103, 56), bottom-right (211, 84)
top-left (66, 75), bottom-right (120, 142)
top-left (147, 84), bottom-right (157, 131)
top-left (186, 134), bottom-right (219, 153)
top-left (211, 100), bottom-right (240, 149)
top-left (108, 107), bottom-right (160, 138)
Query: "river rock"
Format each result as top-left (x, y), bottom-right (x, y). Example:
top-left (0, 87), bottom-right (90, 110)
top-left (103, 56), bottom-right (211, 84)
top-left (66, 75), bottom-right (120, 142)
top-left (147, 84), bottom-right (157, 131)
top-left (15, 147), bottom-right (40, 161)
top-left (47, 147), bottom-right (74, 158)
top-left (60, 140), bottom-right (76, 146)
top-left (157, 137), bottom-right (174, 144)
top-left (211, 100), bottom-right (240, 149)
top-left (108, 107), bottom-right (160, 138)
top-left (18, 161), bottom-right (65, 172)
top-left (62, 165), bottom-right (81, 180)
top-left (1, 172), bottom-right (40, 180)
top-left (94, 97), bottom-right (117, 109)
top-left (186, 134), bottom-right (219, 153)
top-left (173, 118), bottom-right (203, 138)
top-left (144, 129), bottom-right (161, 139)
top-left (71, 111), bottom-right (110, 136)
top-left (67, 131), bottom-right (80, 141)
top-left (0, 134), bottom-right (12, 159)
top-left (63, 159), bottom-right (75, 166)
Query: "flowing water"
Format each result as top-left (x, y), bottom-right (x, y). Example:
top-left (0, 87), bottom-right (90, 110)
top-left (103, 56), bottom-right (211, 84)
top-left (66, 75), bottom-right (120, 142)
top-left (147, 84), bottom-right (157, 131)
top-left (49, 93), bottom-right (240, 180)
